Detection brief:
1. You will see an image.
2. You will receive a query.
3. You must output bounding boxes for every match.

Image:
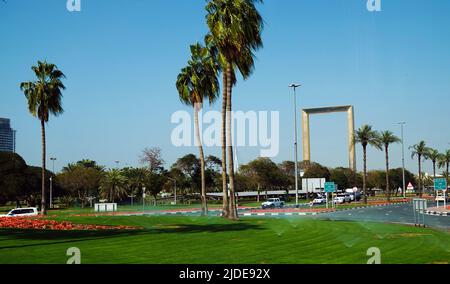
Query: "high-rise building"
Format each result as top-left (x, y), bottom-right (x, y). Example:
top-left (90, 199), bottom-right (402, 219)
top-left (0, 118), bottom-right (16, 153)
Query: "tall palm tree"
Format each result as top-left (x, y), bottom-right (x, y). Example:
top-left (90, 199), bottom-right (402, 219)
top-left (20, 61), bottom-right (66, 215)
top-left (99, 169), bottom-right (128, 202)
top-left (425, 148), bottom-right (440, 179)
top-left (355, 125), bottom-right (382, 204)
top-left (206, 0), bottom-right (264, 220)
top-left (438, 149), bottom-right (450, 186)
top-left (379, 131), bottom-right (400, 202)
top-left (205, 33), bottom-right (230, 218)
top-left (410, 141), bottom-right (428, 197)
top-left (176, 43), bottom-right (220, 216)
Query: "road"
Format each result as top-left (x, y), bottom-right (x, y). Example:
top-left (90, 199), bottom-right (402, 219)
top-left (312, 202), bottom-right (450, 230)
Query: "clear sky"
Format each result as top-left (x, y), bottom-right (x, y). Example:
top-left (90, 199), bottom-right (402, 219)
top-left (1, 0), bottom-right (449, 175)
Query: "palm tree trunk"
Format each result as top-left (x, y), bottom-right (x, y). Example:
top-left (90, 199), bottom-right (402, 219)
top-left (194, 105), bottom-right (208, 216)
top-left (40, 119), bottom-right (47, 215)
top-left (433, 161), bottom-right (436, 179)
top-left (226, 63), bottom-right (238, 220)
top-left (221, 72), bottom-right (229, 218)
top-left (363, 145), bottom-right (367, 204)
top-left (418, 155), bottom-right (422, 197)
top-left (385, 145), bottom-right (390, 202)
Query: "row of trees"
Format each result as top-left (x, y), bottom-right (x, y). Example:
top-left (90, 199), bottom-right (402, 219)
top-left (0, 149), bottom-right (418, 209)
top-left (176, 0), bottom-right (264, 219)
top-left (355, 125), bottom-right (450, 203)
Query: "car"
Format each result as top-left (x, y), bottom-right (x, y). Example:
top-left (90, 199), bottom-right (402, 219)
top-left (333, 195), bottom-right (351, 204)
top-left (312, 197), bottom-right (326, 205)
top-left (0, 208), bottom-right (39, 217)
top-left (261, 198), bottom-right (285, 209)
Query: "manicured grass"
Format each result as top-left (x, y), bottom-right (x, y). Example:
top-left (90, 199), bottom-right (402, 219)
top-left (0, 215), bottom-right (448, 264)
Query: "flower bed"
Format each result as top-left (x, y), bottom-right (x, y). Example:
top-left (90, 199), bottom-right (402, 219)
top-left (0, 217), bottom-right (140, 231)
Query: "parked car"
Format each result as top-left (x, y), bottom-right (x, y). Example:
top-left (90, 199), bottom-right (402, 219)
top-left (0, 208), bottom-right (39, 217)
top-left (312, 197), bottom-right (326, 205)
top-left (333, 194), bottom-right (351, 204)
top-left (262, 198), bottom-right (285, 209)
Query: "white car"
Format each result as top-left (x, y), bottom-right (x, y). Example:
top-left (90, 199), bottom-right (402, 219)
top-left (312, 197), bottom-right (326, 205)
top-left (261, 198), bottom-right (285, 209)
top-left (333, 196), bottom-right (347, 204)
top-left (0, 208), bottom-right (39, 217)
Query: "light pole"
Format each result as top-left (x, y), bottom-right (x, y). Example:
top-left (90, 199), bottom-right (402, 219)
top-left (142, 186), bottom-right (146, 212)
top-left (115, 160), bottom-right (120, 169)
top-left (50, 157), bottom-right (56, 209)
top-left (398, 122), bottom-right (406, 199)
top-left (289, 84), bottom-right (301, 207)
top-left (167, 177), bottom-right (177, 205)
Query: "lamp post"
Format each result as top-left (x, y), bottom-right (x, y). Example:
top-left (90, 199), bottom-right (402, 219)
top-left (50, 157), bottom-right (56, 209)
top-left (167, 177), bottom-right (177, 205)
top-left (142, 186), bottom-right (146, 212)
top-left (289, 84), bottom-right (301, 207)
top-left (115, 160), bottom-right (120, 169)
top-left (398, 122), bottom-right (406, 199)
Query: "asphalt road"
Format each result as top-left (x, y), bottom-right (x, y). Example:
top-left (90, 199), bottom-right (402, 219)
top-left (313, 202), bottom-right (450, 230)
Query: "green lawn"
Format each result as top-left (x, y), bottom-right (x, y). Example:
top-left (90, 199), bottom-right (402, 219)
top-left (0, 215), bottom-right (448, 264)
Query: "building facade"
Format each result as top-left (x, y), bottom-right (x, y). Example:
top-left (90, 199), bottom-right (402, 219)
top-left (0, 118), bottom-right (16, 153)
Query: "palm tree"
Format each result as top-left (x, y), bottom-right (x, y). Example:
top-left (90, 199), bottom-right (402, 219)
top-left (355, 125), bottom-right (382, 204)
top-left (176, 43), bottom-right (220, 216)
top-left (20, 61), bottom-right (66, 215)
top-left (410, 141), bottom-right (428, 197)
top-left (206, 0), bottom-right (264, 220)
top-left (99, 169), bottom-right (128, 202)
top-left (438, 149), bottom-right (450, 186)
top-left (379, 131), bottom-right (400, 202)
top-left (425, 148), bottom-right (440, 179)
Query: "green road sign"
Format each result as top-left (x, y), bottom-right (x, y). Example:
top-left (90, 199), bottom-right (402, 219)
top-left (434, 178), bottom-right (447, 191)
top-left (324, 182), bottom-right (336, 193)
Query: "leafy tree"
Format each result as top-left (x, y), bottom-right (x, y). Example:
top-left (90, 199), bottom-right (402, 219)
top-left (329, 167), bottom-right (358, 191)
top-left (355, 125), bottom-right (382, 204)
top-left (20, 61), bottom-right (66, 214)
top-left (0, 152), bottom-right (28, 206)
top-left (206, 0), bottom-right (264, 220)
top-left (380, 130), bottom-right (401, 201)
top-left (57, 163), bottom-right (102, 207)
top-left (410, 141), bottom-right (428, 197)
top-left (173, 154), bottom-right (201, 195)
top-left (143, 171), bottom-right (168, 205)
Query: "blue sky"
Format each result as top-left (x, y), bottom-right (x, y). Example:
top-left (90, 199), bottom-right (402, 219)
top-left (1, 0), bottom-right (450, 175)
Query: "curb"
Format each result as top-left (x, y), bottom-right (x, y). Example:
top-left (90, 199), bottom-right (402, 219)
top-left (424, 210), bottom-right (449, 217)
top-left (239, 201), bottom-right (412, 217)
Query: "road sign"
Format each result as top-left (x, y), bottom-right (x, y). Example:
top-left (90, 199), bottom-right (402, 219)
top-left (407, 182), bottom-right (414, 190)
top-left (434, 178), bottom-right (447, 191)
top-left (324, 182), bottom-right (336, 193)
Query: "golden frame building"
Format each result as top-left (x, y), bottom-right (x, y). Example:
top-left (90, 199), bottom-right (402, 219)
top-left (301, 105), bottom-right (356, 171)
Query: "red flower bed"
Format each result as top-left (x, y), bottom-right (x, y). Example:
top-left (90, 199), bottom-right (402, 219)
top-left (0, 217), bottom-right (140, 231)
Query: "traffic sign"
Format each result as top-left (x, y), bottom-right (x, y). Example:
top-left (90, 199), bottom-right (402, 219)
top-left (434, 178), bottom-right (447, 191)
top-left (324, 182), bottom-right (336, 193)
top-left (407, 182), bottom-right (414, 190)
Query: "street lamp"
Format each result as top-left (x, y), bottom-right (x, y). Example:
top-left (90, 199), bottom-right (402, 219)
top-left (142, 186), bottom-right (146, 212)
top-left (167, 177), bottom-right (177, 205)
top-left (289, 84), bottom-right (301, 207)
top-left (50, 157), bottom-right (57, 209)
top-left (398, 122), bottom-right (406, 199)
top-left (115, 160), bottom-right (120, 168)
